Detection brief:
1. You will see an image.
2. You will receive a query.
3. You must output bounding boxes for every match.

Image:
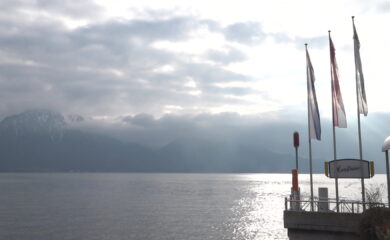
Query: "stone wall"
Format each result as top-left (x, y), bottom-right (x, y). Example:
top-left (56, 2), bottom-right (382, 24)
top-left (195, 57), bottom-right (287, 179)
top-left (284, 211), bottom-right (361, 240)
top-left (284, 208), bottom-right (390, 240)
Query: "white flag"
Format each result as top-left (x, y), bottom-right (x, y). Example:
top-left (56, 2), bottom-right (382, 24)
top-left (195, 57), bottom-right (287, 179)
top-left (353, 22), bottom-right (368, 116)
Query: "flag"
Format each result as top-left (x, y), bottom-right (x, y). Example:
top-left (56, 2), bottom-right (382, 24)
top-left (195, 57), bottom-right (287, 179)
top-left (353, 22), bottom-right (368, 116)
top-left (329, 36), bottom-right (347, 128)
top-left (306, 48), bottom-right (321, 140)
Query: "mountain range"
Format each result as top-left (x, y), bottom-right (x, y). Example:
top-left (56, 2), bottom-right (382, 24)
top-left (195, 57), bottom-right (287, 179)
top-left (0, 110), bottom-right (311, 172)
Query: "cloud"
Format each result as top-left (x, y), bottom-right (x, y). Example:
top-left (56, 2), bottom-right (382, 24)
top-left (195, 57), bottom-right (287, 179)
top-left (123, 113), bottom-right (156, 127)
top-left (0, 0), bottom-right (103, 20)
top-left (0, 7), bottom-right (262, 117)
top-left (77, 17), bottom-right (203, 43)
top-left (376, 2), bottom-right (390, 12)
top-left (223, 22), bottom-right (266, 45)
top-left (221, 21), bottom-right (327, 50)
top-left (0, 1), bottom-right (330, 119)
top-left (264, 32), bottom-right (327, 49)
top-left (177, 62), bottom-right (250, 83)
top-left (205, 46), bottom-right (248, 65)
top-left (36, 0), bottom-right (104, 19)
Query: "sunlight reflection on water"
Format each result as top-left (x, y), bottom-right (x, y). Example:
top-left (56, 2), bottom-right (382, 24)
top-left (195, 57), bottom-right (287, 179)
top-left (230, 174), bottom-right (387, 240)
top-left (230, 174), bottom-right (290, 240)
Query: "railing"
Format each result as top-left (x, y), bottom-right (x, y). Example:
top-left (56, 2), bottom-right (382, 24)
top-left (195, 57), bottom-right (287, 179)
top-left (285, 197), bottom-right (386, 214)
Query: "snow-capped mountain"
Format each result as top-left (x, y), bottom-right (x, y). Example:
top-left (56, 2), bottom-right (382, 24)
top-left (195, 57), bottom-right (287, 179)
top-left (0, 109), bottom-right (156, 172)
top-left (0, 110), bottom-right (67, 139)
top-left (0, 110), bottom-right (87, 139)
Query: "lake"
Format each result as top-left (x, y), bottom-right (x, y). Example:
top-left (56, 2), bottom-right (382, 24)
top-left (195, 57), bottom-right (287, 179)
top-left (0, 173), bottom-right (387, 240)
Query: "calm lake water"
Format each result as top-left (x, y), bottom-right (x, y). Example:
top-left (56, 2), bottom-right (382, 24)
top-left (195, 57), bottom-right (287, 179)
top-left (0, 173), bottom-right (387, 240)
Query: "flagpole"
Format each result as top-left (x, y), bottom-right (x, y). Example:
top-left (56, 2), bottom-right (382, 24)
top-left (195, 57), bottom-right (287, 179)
top-left (305, 43), bottom-right (314, 211)
top-left (329, 31), bottom-right (340, 212)
top-left (352, 16), bottom-right (366, 209)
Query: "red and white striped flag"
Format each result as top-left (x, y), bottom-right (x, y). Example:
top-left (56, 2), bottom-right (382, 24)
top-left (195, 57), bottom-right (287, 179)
top-left (329, 36), bottom-right (347, 128)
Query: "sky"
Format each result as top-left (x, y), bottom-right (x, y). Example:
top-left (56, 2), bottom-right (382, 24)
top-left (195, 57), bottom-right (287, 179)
top-left (1, 0), bottom-right (390, 165)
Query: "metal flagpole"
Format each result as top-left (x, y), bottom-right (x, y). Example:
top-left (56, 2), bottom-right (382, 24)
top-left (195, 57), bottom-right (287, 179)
top-left (328, 31), bottom-right (339, 213)
top-left (382, 137), bottom-right (390, 207)
top-left (305, 43), bottom-right (314, 211)
top-left (386, 150), bottom-right (390, 207)
top-left (357, 95), bottom-right (365, 209)
top-left (308, 121), bottom-right (314, 212)
top-left (352, 16), bottom-right (366, 209)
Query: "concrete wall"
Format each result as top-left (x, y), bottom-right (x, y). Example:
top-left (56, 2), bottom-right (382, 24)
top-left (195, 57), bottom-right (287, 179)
top-left (284, 211), bottom-right (362, 240)
top-left (287, 229), bottom-right (358, 240)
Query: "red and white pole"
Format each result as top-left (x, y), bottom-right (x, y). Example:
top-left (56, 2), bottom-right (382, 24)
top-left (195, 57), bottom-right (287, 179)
top-left (291, 132), bottom-right (301, 210)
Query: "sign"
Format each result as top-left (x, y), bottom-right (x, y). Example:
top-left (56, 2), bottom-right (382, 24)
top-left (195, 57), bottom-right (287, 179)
top-left (325, 159), bottom-right (374, 179)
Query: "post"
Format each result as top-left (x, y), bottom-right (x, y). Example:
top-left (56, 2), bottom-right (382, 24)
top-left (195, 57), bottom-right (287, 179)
top-left (309, 137), bottom-right (314, 212)
top-left (332, 120), bottom-right (339, 213)
top-left (352, 16), bottom-right (366, 208)
top-left (305, 44), bottom-right (314, 211)
top-left (332, 107), bottom-right (340, 213)
top-left (357, 108), bottom-right (365, 210)
top-left (335, 171), bottom-right (339, 212)
top-left (386, 150), bottom-right (390, 207)
top-left (329, 30), bottom-right (339, 213)
top-left (285, 197), bottom-right (288, 210)
top-left (291, 169), bottom-right (301, 210)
